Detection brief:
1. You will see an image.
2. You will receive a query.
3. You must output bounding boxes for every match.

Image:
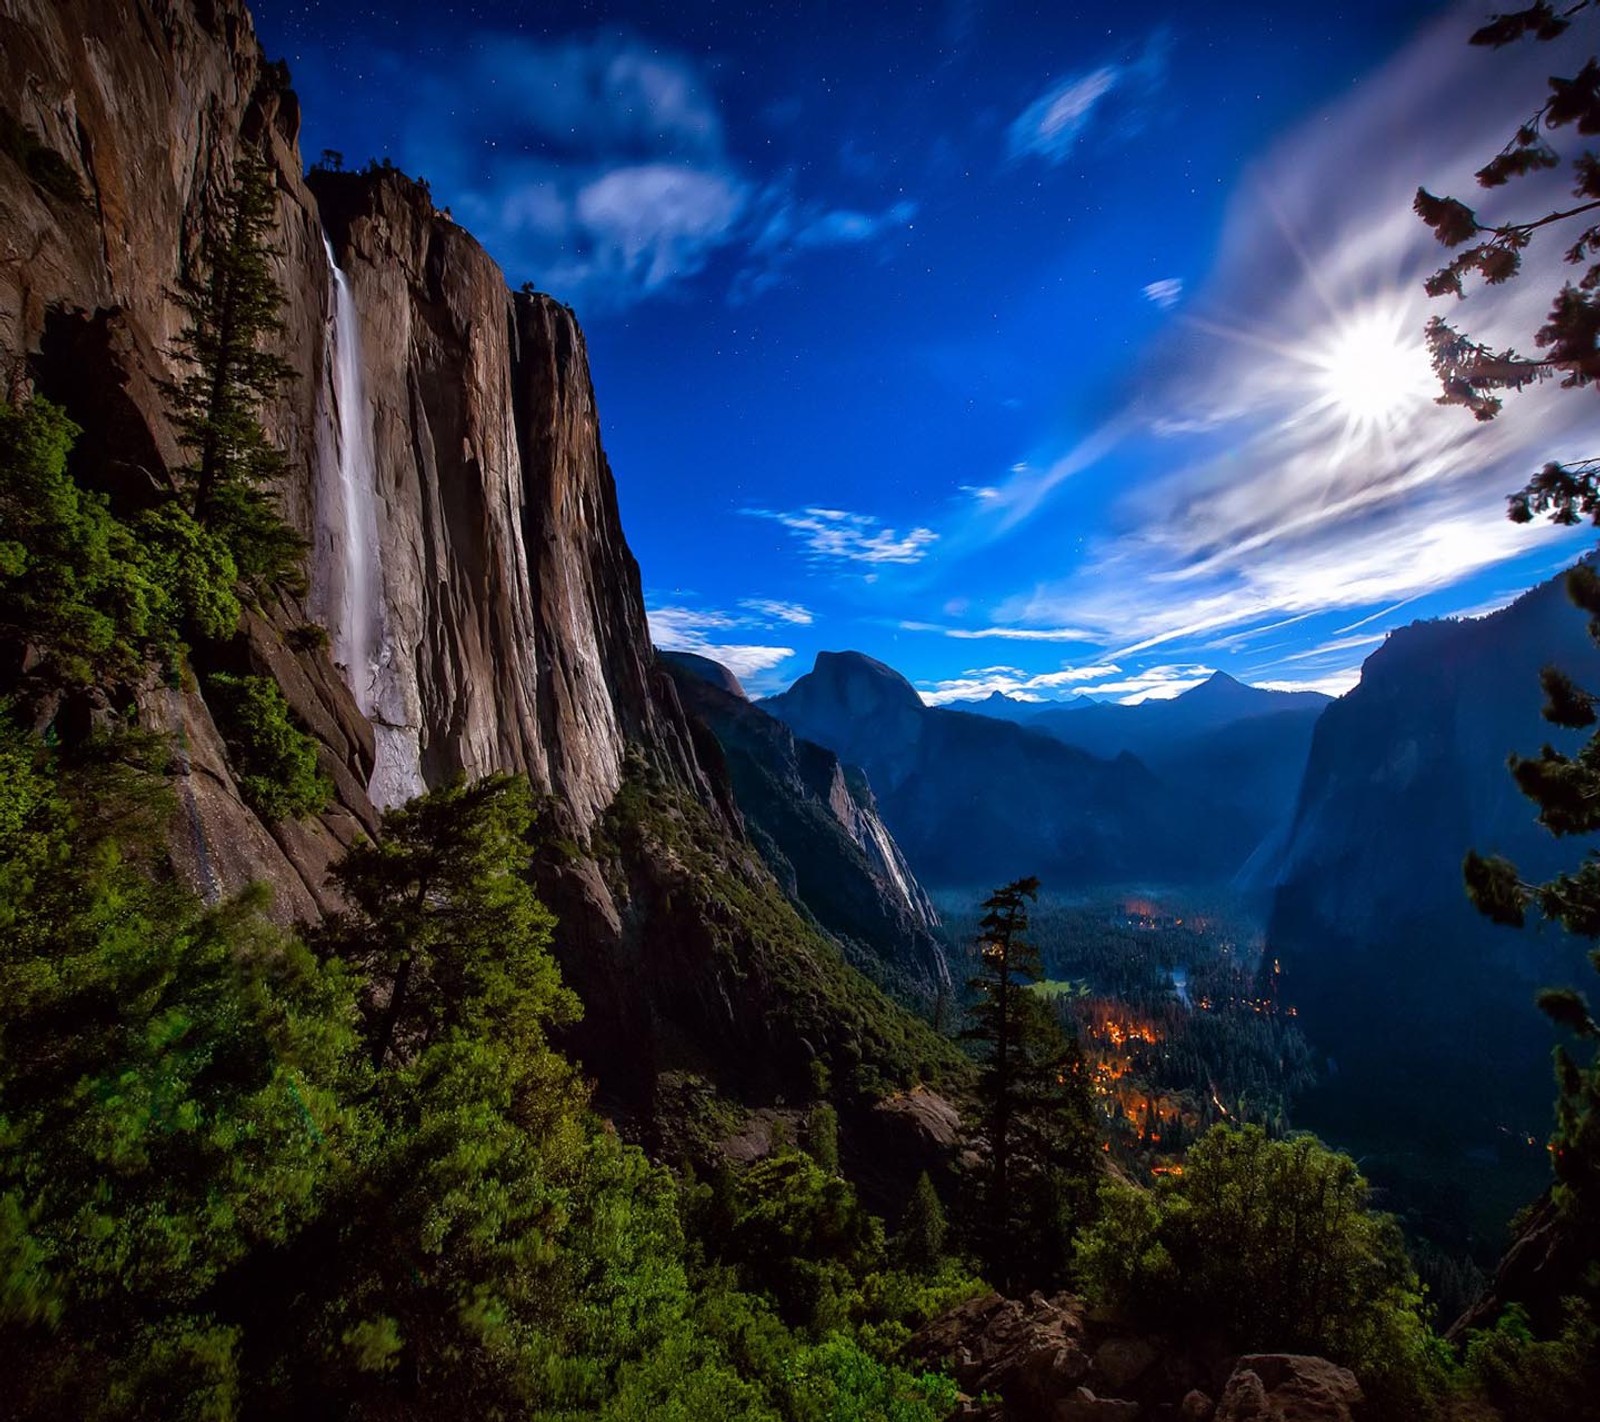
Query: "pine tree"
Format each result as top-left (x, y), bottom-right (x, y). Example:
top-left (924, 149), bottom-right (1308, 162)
top-left (1429, 0), bottom-right (1600, 1322)
top-left (1463, 565), bottom-right (1600, 1250)
top-left (164, 150), bottom-right (305, 598)
top-left (805, 1101), bottom-right (841, 1174)
top-left (319, 773), bottom-right (577, 1069)
top-left (961, 876), bottom-right (1098, 1292)
top-left (1415, 2), bottom-right (1600, 515)
top-left (897, 1171), bottom-right (948, 1274)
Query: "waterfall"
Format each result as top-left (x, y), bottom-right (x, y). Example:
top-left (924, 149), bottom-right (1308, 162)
top-left (314, 237), bottom-right (425, 811)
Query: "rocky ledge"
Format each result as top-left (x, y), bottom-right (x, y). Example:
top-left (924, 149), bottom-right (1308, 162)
top-left (908, 1292), bottom-right (1364, 1422)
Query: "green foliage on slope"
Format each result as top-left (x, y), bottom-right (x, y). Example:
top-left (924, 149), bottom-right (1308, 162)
top-left (203, 672), bottom-right (331, 821)
top-left (598, 756), bottom-right (970, 1102)
top-left (0, 396), bottom-right (232, 689)
top-left (0, 718), bottom-right (971, 1420)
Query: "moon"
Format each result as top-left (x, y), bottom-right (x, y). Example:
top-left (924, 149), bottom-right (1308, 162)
top-left (1310, 303), bottom-right (1436, 434)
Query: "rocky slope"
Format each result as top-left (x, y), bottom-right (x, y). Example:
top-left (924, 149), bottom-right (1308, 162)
top-left (662, 650), bottom-right (948, 1003)
top-left (762, 652), bottom-right (1243, 890)
top-left (0, 0), bottom-right (944, 1112)
top-left (908, 1291), bottom-right (1365, 1422)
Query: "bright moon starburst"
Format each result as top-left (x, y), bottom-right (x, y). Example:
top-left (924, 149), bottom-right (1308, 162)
top-left (1308, 303), bottom-right (1436, 436)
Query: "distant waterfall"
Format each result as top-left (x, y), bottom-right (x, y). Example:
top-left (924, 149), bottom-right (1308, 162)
top-left (314, 237), bottom-right (425, 811)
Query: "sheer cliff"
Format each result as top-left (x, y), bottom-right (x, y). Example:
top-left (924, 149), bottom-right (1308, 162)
top-left (661, 650), bottom-right (948, 1005)
top-left (0, 0), bottom-right (948, 1108)
top-left (1261, 572), bottom-right (1598, 1232)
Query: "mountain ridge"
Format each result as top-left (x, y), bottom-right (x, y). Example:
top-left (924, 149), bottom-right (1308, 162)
top-left (763, 649), bottom-right (1258, 888)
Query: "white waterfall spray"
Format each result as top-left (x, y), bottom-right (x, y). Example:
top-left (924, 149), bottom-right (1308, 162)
top-left (314, 237), bottom-right (426, 811)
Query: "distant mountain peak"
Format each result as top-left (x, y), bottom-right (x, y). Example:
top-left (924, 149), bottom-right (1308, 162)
top-left (1175, 669), bottom-right (1330, 716)
top-left (1182, 670), bottom-right (1246, 699)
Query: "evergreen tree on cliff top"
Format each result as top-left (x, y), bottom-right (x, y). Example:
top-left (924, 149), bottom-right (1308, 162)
top-left (961, 876), bottom-right (1098, 1293)
top-left (164, 150), bottom-right (304, 598)
top-left (1424, 0), bottom-right (1600, 1324)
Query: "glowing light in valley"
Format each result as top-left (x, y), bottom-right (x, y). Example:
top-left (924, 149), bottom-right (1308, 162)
top-left (1307, 302), bottom-right (1436, 437)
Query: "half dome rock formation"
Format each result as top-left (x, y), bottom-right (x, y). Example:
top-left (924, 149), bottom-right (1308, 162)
top-left (0, 0), bottom-right (947, 1111)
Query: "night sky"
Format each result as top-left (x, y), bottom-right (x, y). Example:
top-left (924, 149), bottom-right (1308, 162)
top-left (254, 0), bottom-right (1600, 699)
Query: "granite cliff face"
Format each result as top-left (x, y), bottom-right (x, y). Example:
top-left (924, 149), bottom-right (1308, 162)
top-left (1, 0), bottom-right (701, 863)
top-left (0, 0), bottom-right (931, 1108)
top-left (1262, 572), bottom-right (1598, 1230)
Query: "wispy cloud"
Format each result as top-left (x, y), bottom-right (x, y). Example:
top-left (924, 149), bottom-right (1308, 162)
top-left (732, 194), bottom-right (918, 302)
top-left (898, 620), bottom-right (1097, 642)
top-left (647, 599), bottom-right (812, 686)
top-left (1256, 670), bottom-right (1362, 697)
top-left (392, 31), bottom-right (914, 311)
top-left (918, 662), bottom-right (1124, 705)
top-left (739, 598), bottom-right (814, 625)
top-left (971, 11), bottom-right (1597, 676)
top-left (745, 507), bottom-right (939, 565)
top-left (1142, 277), bottom-right (1183, 310)
top-left (1274, 632), bottom-right (1387, 664)
top-left (1007, 31), bottom-right (1170, 166)
top-left (918, 660), bottom-right (1213, 706)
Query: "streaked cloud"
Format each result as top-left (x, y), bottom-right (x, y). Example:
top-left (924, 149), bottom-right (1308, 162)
top-left (971, 11), bottom-right (1597, 682)
top-left (1007, 31), bottom-right (1170, 166)
top-left (1142, 277), bottom-right (1183, 310)
top-left (746, 507), bottom-right (939, 565)
top-left (898, 620), bottom-right (1097, 642)
top-left (739, 598), bottom-right (815, 625)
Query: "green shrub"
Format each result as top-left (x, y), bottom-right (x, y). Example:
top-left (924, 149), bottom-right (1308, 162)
top-left (0, 735), bottom-right (972, 1419)
top-left (205, 671), bottom-right (330, 820)
top-left (284, 622), bottom-right (329, 653)
top-left (1076, 1125), bottom-right (1442, 1408)
top-left (1458, 1300), bottom-right (1600, 1421)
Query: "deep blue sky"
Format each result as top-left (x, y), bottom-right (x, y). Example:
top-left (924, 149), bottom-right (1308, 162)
top-left (256, 0), bottom-right (1599, 699)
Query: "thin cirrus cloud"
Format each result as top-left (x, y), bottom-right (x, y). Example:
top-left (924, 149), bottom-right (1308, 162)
top-left (745, 507), bottom-right (939, 565)
top-left (739, 598), bottom-right (815, 625)
top-left (970, 7), bottom-right (1599, 688)
top-left (732, 195), bottom-right (919, 303)
top-left (917, 661), bottom-right (1211, 706)
top-left (1006, 30), bottom-right (1171, 166)
top-left (898, 620), bottom-right (1097, 643)
top-left (393, 31), bottom-right (915, 311)
top-left (1142, 277), bottom-right (1183, 310)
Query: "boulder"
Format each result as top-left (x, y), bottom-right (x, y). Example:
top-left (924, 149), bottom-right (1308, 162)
top-left (1214, 1355), bottom-right (1362, 1422)
top-left (909, 1291), bottom-right (1092, 1420)
top-left (1092, 1336), bottom-right (1160, 1393)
